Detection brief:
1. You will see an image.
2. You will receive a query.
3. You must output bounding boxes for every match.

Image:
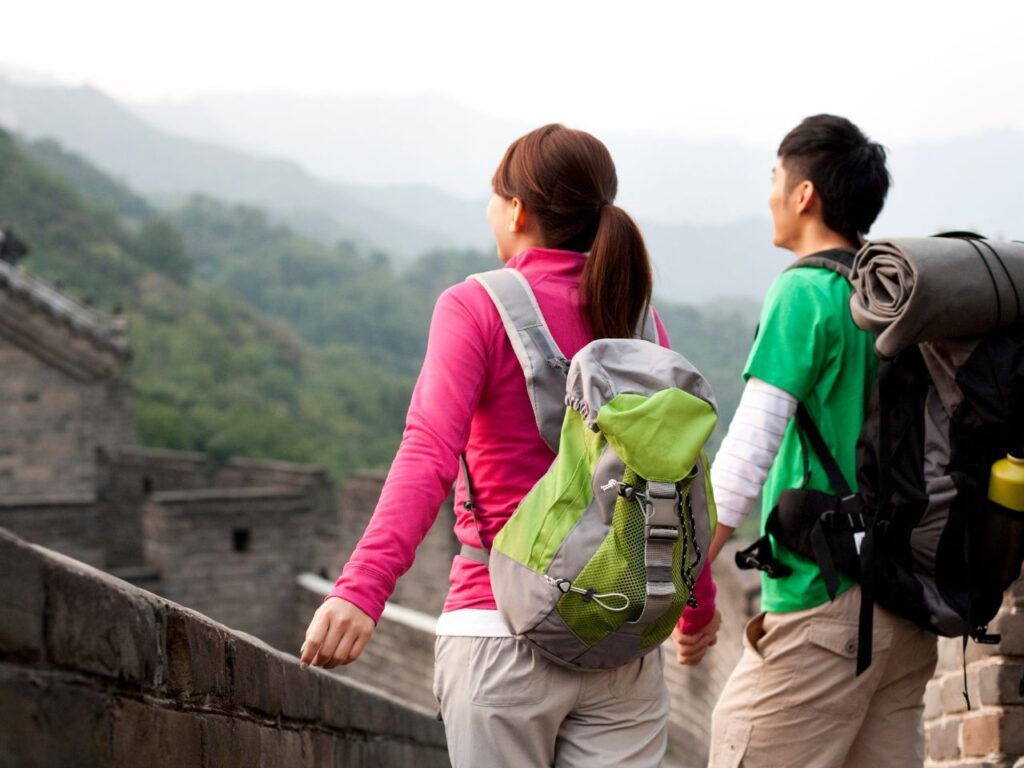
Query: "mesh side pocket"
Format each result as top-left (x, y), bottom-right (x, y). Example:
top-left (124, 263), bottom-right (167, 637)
top-left (554, 468), bottom-right (691, 647)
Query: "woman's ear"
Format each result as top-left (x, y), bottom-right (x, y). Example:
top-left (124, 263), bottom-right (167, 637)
top-left (509, 197), bottom-right (526, 233)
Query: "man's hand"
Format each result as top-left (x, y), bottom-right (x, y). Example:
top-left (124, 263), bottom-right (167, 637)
top-left (300, 597), bottom-right (375, 669)
top-left (672, 609), bottom-right (722, 666)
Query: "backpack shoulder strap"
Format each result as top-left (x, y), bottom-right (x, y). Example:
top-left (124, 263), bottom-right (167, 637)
top-left (786, 247), bottom-right (857, 279)
top-left (469, 268), bottom-right (568, 453)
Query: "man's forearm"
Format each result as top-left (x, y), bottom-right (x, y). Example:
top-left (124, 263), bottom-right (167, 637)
top-left (709, 523), bottom-right (735, 563)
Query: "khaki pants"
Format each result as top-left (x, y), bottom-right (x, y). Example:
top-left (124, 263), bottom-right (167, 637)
top-left (709, 585), bottom-right (938, 768)
top-left (434, 636), bottom-right (670, 768)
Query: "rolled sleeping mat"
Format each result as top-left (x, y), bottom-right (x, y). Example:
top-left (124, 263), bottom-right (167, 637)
top-left (849, 237), bottom-right (1024, 357)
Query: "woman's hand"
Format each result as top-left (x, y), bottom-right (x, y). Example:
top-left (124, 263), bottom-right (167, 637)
top-left (671, 609), bottom-right (721, 666)
top-left (300, 597), bottom-right (375, 669)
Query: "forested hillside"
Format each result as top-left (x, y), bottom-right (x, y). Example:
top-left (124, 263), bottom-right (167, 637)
top-left (1, 129), bottom-right (412, 473)
top-left (3, 127), bottom-right (756, 477)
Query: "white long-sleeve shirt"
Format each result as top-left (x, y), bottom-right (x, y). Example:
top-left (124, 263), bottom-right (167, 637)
top-left (711, 377), bottom-right (797, 529)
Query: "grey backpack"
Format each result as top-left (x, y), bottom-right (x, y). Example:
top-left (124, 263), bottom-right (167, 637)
top-left (458, 267), bottom-right (718, 670)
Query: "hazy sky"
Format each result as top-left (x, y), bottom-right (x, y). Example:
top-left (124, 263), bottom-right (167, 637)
top-left (4, 0), bottom-right (1024, 144)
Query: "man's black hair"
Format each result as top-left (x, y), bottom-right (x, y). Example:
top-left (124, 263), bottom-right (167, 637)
top-left (778, 115), bottom-right (891, 244)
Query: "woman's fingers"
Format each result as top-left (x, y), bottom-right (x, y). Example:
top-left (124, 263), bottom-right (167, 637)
top-left (315, 614), bottom-right (347, 667)
top-left (302, 597), bottom-right (376, 669)
top-left (347, 629), bottom-right (372, 664)
top-left (301, 610), bottom-right (329, 666)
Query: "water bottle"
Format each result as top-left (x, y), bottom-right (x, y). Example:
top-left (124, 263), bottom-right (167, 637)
top-left (982, 453), bottom-right (1024, 586)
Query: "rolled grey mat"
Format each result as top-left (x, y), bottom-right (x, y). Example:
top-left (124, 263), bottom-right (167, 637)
top-left (849, 237), bottom-right (1024, 357)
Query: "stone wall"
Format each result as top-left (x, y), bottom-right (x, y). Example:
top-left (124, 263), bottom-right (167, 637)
top-left (0, 494), bottom-right (105, 568)
top-left (143, 487), bottom-right (318, 653)
top-left (0, 527), bottom-right (449, 767)
top-left (99, 447), bottom-right (338, 574)
top-left (0, 335), bottom-right (134, 499)
top-left (925, 575), bottom-right (1024, 768)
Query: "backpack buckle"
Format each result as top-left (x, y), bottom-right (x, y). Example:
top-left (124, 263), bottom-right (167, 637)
top-left (643, 481), bottom-right (680, 524)
top-left (648, 525), bottom-right (679, 541)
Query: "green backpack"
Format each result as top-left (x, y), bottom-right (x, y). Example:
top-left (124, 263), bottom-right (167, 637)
top-left (459, 267), bottom-right (718, 670)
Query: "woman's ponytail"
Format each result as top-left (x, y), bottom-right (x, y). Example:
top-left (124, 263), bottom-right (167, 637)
top-left (583, 204), bottom-right (653, 339)
top-left (493, 124), bottom-right (654, 339)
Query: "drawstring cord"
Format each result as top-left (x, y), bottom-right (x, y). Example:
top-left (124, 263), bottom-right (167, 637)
top-left (543, 575), bottom-right (631, 612)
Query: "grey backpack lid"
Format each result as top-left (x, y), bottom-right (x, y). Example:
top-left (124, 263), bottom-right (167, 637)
top-left (566, 339), bottom-right (717, 431)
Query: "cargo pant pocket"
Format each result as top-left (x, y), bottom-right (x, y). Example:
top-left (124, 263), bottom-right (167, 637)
top-left (468, 637), bottom-right (551, 707)
top-left (709, 720), bottom-right (752, 768)
top-left (785, 619), bottom-right (892, 715)
top-left (607, 648), bottom-right (666, 701)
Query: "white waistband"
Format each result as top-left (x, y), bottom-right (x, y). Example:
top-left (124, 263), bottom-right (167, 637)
top-left (435, 608), bottom-right (514, 637)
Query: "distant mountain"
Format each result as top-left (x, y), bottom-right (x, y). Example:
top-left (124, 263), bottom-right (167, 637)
top-left (874, 130), bottom-right (1024, 238)
top-left (0, 77), bottom-right (472, 260)
top-left (644, 218), bottom-right (788, 302)
top-left (132, 91), bottom-right (771, 225)
top-left (0, 76), bottom-right (782, 299)
top-left (131, 91), bottom-right (1024, 239)
top-left (5, 75), bottom-right (1018, 305)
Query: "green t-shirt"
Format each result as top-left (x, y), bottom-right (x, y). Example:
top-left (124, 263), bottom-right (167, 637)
top-left (744, 264), bottom-right (877, 613)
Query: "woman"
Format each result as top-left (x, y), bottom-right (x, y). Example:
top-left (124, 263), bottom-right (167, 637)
top-left (302, 124), bottom-right (718, 767)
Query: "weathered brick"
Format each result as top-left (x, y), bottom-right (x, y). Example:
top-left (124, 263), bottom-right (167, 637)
top-left (163, 603), bottom-right (232, 699)
top-left (974, 663), bottom-right (1024, 707)
top-left (963, 709), bottom-right (1024, 757)
top-left (107, 698), bottom-right (203, 767)
top-left (942, 671), bottom-right (972, 715)
top-left (0, 666), bottom-right (108, 767)
top-left (926, 718), bottom-right (962, 761)
top-left (201, 716), bottom-right (261, 768)
top-left (925, 677), bottom-right (943, 720)
top-left (44, 555), bottom-right (160, 687)
top-left (278, 649), bottom-right (320, 721)
top-left (309, 732), bottom-right (336, 768)
top-left (256, 725), bottom-right (300, 767)
top-left (231, 632), bottom-right (284, 717)
top-left (1005, 574), bottom-right (1024, 609)
top-left (963, 712), bottom-right (1000, 757)
top-left (0, 529), bottom-right (45, 658)
top-left (991, 612), bottom-right (1024, 656)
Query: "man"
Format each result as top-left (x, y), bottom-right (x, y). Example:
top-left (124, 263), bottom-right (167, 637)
top-left (677, 115), bottom-right (938, 767)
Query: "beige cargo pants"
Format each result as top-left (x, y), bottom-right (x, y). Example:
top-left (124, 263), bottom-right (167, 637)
top-left (433, 636), bottom-right (671, 767)
top-left (709, 585), bottom-right (938, 768)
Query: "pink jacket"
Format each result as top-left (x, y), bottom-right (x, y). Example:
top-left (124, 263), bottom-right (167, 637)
top-left (328, 247), bottom-right (716, 633)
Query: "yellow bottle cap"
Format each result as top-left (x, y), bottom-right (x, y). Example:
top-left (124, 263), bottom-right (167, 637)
top-left (989, 455), bottom-right (1024, 513)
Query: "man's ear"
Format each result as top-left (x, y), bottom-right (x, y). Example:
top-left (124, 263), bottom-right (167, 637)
top-left (795, 180), bottom-right (816, 216)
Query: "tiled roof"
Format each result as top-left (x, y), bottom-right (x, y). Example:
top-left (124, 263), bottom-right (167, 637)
top-left (0, 260), bottom-right (129, 359)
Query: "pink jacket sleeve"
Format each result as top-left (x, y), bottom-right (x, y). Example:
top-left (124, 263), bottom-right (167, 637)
top-left (678, 564), bottom-right (717, 634)
top-left (326, 286), bottom-right (488, 622)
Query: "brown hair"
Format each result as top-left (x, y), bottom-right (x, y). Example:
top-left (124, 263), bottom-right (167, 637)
top-left (492, 124), bottom-right (653, 339)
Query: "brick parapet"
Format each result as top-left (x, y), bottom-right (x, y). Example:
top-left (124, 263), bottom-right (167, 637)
top-left (925, 576), bottom-right (1024, 768)
top-left (0, 527), bottom-right (449, 767)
